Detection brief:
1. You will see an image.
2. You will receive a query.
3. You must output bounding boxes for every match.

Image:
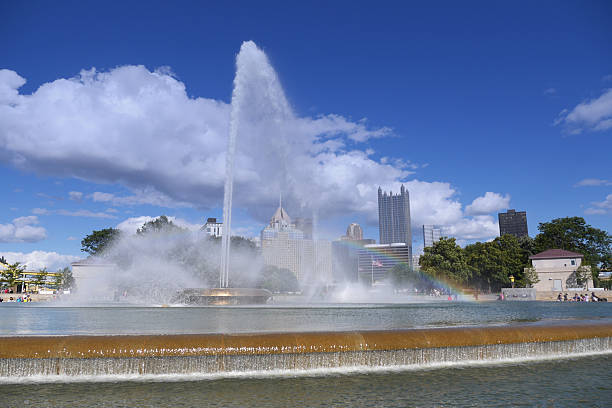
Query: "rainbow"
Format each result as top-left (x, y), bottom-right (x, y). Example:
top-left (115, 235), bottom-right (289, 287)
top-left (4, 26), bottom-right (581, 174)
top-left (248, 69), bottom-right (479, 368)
top-left (340, 240), bottom-right (474, 298)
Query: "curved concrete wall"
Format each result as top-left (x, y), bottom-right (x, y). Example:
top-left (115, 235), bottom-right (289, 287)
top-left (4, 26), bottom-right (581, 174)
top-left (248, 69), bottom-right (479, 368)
top-left (1, 321), bottom-right (612, 359)
top-left (1, 321), bottom-right (611, 377)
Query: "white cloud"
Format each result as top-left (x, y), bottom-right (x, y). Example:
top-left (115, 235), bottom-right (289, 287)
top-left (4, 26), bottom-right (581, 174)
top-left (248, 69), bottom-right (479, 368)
top-left (574, 178), bottom-right (612, 187)
top-left (0, 216), bottom-right (47, 243)
top-left (0, 69), bottom-right (26, 104)
top-left (555, 89), bottom-right (612, 134)
top-left (444, 215), bottom-right (500, 241)
top-left (68, 191), bottom-right (83, 201)
top-left (376, 181), bottom-right (500, 241)
top-left (585, 194), bottom-right (612, 215)
top-left (31, 208), bottom-right (117, 219)
top-left (465, 192), bottom-right (510, 216)
top-left (0, 56), bottom-right (402, 224)
top-left (58, 209), bottom-right (117, 218)
top-left (115, 215), bottom-right (202, 234)
top-left (115, 216), bottom-right (156, 233)
top-left (0, 251), bottom-right (80, 271)
top-left (0, 42), bottom-right (504, 243)
top-left (88, 189), bottom-right (190, 208)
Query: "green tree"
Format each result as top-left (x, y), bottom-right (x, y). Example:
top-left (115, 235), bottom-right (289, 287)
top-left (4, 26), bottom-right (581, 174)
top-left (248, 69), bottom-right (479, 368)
top-left (56, 266), bottom-right (74, 290)
top-left (137, 216), bottom-right (186, 235)
top-left (81, 228), bottom-right (121, 256)
top-left (33, 267), bottom-right (48, 289)
top-left (534, 217), bottom-right (611, 269)
top-left (0, 256), bottom-right (7, 265)
top-left (465, 235), bottom-right (529, 291)
top-left (574, 265), bottom-right (591, 288)
top-left (389, 263), bottom-right (417, 288)
top-left (1, 262), bottom-right (25, 289)
top-left (523, 267), bottom-right (539, 288)
top-left (257, 265), bottom-right (299, 293)
top-left (518, 235), bottom-right (537, 257)
top-left (419, 238), bottom-right (470, 284)
top-left (464, 241), bottom-right (498, 292)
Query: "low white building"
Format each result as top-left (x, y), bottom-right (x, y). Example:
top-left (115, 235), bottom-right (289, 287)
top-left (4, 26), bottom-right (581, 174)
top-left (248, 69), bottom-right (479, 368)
top-left (201, 217), bottom-right (223, 238)
top-left (529, 249), bottom-right (593, 292)
top-left (71, 260), bottom-right (116, 295)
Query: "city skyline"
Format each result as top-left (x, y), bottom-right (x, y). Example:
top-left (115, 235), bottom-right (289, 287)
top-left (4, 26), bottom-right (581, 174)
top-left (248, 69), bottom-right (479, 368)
top-left (1, 1), bottom-right (610, 271)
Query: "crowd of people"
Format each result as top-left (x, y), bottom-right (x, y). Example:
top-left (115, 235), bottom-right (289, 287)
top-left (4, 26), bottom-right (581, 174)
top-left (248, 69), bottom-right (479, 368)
top-left (557, 292), bottom-right (607, 302)
top-left (0, 294), bottom-right (33, 303)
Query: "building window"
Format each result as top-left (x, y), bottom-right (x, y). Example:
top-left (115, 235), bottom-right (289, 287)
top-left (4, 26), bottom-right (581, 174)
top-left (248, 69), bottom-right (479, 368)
top-left (571, 259), bottom-right (575, 266)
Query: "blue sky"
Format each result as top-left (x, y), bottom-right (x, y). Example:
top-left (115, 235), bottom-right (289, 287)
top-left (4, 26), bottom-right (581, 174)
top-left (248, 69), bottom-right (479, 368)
top-left (1, 0), bottom-right (611, 270)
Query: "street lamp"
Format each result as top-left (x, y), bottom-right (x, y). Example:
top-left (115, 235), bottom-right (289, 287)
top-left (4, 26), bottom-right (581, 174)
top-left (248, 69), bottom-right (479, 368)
top-left (509, 275), bottom-right (515, 288)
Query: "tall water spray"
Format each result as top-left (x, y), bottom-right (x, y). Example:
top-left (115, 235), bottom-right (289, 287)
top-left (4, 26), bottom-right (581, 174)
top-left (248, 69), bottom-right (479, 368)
top-left (220, 41), bottom-right (293, 288)
top-left (220, 57), bottom-right (241, 288)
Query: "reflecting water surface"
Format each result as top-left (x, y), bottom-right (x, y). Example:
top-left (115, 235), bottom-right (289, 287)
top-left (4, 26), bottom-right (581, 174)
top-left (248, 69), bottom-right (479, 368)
top-left (2, 301), bottom-right (612, 335)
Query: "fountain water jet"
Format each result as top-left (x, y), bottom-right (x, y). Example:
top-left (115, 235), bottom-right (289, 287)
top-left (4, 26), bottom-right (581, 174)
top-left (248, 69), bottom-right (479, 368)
top-left (182, 41), bottom-right (280, 304)
top-left (219, 40), bottom-right (293, 290)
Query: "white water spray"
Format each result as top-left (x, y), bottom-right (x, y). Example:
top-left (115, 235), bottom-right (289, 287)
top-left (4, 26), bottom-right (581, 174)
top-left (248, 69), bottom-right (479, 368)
top-left (220, 41), bottom-right (293, 288)
top-left (220, 56), bottom-right (241, 288)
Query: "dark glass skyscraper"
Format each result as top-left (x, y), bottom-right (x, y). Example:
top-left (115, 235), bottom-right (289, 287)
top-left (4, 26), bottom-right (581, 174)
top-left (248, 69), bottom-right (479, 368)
top-left (378, 185), bottom-right (412, 247)
top-left (498, 209), bottom-right (528, 238)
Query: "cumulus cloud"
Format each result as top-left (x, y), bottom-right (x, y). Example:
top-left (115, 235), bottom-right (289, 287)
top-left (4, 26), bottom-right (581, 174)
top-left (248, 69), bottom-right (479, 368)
top-left (0, 216), bottom-right (47, 243)
top-left (445, 215), bottom-right (499, 241)
top-left (465, 192), bottom-right (510, 216)
top-left (0, 251), bottom-right (80, 270)
top-left (0, 69), bottom-right (26, 104)
top-left (585, 194), bottom-right (612, 215)
top-left (574, 178), bottom-right (612, 187)
top-left (0, 42), bottom-right (503, 242)
top-left (555, 89), bottom-right (612, 134)
top-left (376, 181), bottom-right (500, 241)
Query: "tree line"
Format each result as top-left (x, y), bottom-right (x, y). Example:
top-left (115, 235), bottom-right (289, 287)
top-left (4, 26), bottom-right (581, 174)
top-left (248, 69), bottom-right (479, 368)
top-left (1, 261), bottom-right (73, 292)
top-left (79, 215), bottom-right (299, 293)
top-left (416, 217), bottom-right (611, 292)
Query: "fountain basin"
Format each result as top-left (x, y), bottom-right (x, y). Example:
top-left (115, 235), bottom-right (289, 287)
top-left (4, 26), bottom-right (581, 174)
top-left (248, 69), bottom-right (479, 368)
top-left (173, 288), bottom-right (272, 305)
top-left (1, 321), bottom-right (611, 378)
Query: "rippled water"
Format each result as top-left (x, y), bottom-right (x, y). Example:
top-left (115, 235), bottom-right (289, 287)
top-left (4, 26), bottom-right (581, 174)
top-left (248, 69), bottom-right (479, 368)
top-left (1, 354), bottom-right (610, 407)
top-left (2, 301), bottom-right (612, 335)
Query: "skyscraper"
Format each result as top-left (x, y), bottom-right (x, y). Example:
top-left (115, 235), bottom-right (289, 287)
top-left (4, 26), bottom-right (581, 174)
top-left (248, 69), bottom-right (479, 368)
top-left (378, 185), bottom-right (412, 245)
top-left (294, 217), bottom-right (313, 239)
top-left (333, 223), bottom-right (374, 282)
top-left (357, 243), bottom-right (411, 285)
top-left (423, 224), bottom-right (442, 248)
top-left (498, 209), bottom-right (528, 238)
top-left (345, 223), bottom-right (363, 241)
top-left (261, 204), bottom-right (331, 283)
top-left (378, 185), bottom-right (412, 268)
